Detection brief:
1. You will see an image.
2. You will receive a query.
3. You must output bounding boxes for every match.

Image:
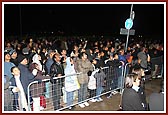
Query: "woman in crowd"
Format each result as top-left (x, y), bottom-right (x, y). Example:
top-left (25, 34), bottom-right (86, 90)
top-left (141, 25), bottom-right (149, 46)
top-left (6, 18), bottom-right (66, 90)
top-left (64, 57), bottom-right (80, 110)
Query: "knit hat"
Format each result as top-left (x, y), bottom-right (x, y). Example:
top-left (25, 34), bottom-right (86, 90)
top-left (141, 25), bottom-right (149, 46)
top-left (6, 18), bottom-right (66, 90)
top-left (9, 49), bottom-right (16, 55)
top-left (17, 54), bottom-right (26, 63)
top-left (22, 48), bottom-right (29, 55)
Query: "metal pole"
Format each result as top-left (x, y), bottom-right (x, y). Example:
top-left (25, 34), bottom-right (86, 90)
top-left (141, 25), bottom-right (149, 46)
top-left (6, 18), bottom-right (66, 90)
top-left (125, 4), bottom-right (133, 53)
top-left (125, 29), bottom-right (130, 53)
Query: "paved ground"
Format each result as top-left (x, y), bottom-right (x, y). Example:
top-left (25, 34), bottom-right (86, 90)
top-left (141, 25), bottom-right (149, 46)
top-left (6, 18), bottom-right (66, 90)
top-left (63, 78), bottom-right (163, 111)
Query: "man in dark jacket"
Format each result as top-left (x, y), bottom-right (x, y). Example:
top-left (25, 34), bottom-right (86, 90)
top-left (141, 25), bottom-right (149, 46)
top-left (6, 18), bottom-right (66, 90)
top-left (50, 52), bottom-right (64, 110)
top-left (105, 53), bottom-right (122, 98)
top-left (122, 74), bottom-right (145, 111)
top-left (17, 55), bottom-right (34, 95)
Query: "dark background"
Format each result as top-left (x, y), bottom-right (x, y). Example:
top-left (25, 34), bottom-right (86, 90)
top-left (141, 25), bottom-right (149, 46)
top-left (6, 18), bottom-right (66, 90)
top-left (4, 4), bottom-right (164, 37)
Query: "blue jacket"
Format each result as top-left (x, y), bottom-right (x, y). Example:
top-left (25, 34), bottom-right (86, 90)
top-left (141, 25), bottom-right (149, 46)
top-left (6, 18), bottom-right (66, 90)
top-left (45, 58), bottom-right (54, 74)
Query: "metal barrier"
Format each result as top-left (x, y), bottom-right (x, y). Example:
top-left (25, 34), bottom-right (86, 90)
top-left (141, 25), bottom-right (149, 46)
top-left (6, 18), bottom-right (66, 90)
top-left (122, 63), bottom-right (131, 89)
top-left (4, 55), bottom-right (163, 111)
top-left (150, 56), bottom-right (163, 77)
top-left (4, 86), bottom-right (22, 111)
top-left (4, 65), bottom-right (127, 111)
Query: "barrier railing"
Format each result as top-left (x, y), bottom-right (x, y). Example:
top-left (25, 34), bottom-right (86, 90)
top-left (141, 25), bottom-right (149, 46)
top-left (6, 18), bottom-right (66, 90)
top-left (4, 86), bottom-right (22, 111)
top-left (150, 55), bottom-right (163, 77)
top-left (4, 64), bottom-right (130, 111)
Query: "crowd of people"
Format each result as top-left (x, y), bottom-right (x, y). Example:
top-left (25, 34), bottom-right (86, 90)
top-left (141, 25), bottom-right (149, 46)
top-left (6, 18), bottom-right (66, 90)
top-left (4, 35), bottom-right (164, 111)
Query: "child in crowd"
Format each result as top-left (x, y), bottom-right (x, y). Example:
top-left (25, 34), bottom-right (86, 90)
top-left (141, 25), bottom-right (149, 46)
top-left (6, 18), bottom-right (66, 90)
top-left (87, 69), bottom-right (99, 102)
top-left (10, 66), bottom-right (28, 111)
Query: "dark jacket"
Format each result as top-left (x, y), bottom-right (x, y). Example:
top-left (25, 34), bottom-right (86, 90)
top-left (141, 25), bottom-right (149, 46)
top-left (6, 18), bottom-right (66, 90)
top-left (45, 58), bottom-right (54, 74)
top-left (106, 59), bottom-right (122, 67)
top-left (122, 88), bottom-right (145, 111)
top-left (94, 69), bottom-right (106, 87)
top-left (138, 86), bottom-right (147, 110)
top-left (12, 64), bottom-right (34, 95)
top-left (29, 63), bottom-right (49, 97)
top-left (50, 62), bottom-right (64, 84)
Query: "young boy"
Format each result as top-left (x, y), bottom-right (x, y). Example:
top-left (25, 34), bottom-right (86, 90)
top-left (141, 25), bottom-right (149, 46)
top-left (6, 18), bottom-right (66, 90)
top-left (10, 66), bottom-right (28, 111)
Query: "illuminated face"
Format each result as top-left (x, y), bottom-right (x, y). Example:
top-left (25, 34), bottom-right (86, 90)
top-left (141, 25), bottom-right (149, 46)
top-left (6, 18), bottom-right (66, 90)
top-left (82, 53), bottom-right (87, 60)
top-left (21, 58), bottom-right (28, 65)
top-left (55, 54), bottom-right (61, 62)
top-left (92, 59), bottom-right (97, 65)
top-left (5, 53), bottom-right (11, 60)
top-left (134, 77), bottom-right (141, 87)
top-left (11, 52), bottom-right (17, 59)
top-left (12, 67), bottom-right (20, 77)
top-left (61, 50), bottom-right (67, 55)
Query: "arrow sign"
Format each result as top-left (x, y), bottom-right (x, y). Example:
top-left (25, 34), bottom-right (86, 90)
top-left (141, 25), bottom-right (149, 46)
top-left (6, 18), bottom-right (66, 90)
top-left (125, 18), bottom-right (133, 30)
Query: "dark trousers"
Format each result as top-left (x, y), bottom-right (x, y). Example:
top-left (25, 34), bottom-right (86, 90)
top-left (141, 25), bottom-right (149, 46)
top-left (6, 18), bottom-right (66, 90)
top-left (52, 83), bottom-right (61, 110)
top-left (88, 89), bottom-right (96, 98)
top-left (106, 76), bottom-right (113, 91)
top-left (13, 93), bottom-right (19, 110)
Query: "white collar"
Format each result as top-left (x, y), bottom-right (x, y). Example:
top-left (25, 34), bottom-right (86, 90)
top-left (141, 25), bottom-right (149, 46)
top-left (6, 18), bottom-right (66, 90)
top-left (132, 85), bottom-right (140, 92)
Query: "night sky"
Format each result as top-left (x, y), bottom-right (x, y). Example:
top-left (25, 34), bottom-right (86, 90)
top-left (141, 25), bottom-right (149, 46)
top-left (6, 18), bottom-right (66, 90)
top-left (4, 3), bottom-right (164, 37)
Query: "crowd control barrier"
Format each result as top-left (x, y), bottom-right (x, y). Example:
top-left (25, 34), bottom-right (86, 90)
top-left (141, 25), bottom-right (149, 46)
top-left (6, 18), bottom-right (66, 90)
top-left (3, 64), bottom-right (131, 111)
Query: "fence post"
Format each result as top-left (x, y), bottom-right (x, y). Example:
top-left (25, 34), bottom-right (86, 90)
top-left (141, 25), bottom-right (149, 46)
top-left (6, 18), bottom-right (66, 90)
top-left (27, 81), bottom-right (38, 111)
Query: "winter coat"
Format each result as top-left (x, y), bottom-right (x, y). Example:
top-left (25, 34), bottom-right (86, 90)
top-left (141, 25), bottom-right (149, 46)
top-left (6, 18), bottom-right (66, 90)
top-left (29, 63), bottom-right (49, 98)
top-left (88, 69), bottom-right (99, 89)
top-left (137, 51), bottom-right (148, 69)
top-left (76, 59), bottom-right (93, 84)
top-left (50, 61), bottom-right (64, 84)
top-left (45, 58), bottom-right (54, 74)
top-left (4, 62), bottom-right (15, 79)
top-left (17, 63), bottom-right (34, 95)
top-left (122, 88), bottom-right (145, 111)
top-left (64, 57), bottom-right (80, 92)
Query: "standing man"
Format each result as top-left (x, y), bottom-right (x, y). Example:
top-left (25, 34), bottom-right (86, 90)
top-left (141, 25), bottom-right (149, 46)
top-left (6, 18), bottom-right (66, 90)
top-left (45, 50), bottom-right (55, 98)
top-left (50, 52), bottom-right (65, 110)
top-left (16, 55), bottom-right (34, 110)
top-left (77, 52), bottom-right (93, 108)
top-left (137, 47), bottom-right (150, 70)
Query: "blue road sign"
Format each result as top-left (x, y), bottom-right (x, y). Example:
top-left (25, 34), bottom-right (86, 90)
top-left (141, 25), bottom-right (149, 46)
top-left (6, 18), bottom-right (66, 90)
top-left (125, 18), bottom-right (133, 29)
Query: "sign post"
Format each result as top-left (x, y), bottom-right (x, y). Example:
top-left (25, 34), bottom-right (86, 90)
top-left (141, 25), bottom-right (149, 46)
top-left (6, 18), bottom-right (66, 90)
top-left (125, 4), bottom-right (134, 53)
